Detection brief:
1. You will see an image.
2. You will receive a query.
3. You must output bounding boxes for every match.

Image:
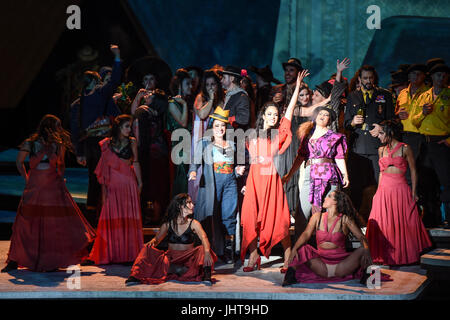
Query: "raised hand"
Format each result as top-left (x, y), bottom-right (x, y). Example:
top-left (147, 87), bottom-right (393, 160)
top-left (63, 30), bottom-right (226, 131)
top-left (337, 58), bottom-right (350, 73)
top-left (297, 69), bottom-right (310, 87)
top-left (110, 44), bottom-right (120, 59)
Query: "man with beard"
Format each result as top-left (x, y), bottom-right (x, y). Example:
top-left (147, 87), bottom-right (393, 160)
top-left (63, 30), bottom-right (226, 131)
top-left (270, 58), bottom-right (302, 116)
top-left (344, 65), bottom-right (395, 217)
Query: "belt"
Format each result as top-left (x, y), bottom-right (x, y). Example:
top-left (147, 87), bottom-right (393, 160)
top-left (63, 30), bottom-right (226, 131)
top-left (424, 135), bottom-right (449, 143)
top-left (305, 158), bottom-right (334, 166)
top-left (213, 162), bottom-right (234, 174)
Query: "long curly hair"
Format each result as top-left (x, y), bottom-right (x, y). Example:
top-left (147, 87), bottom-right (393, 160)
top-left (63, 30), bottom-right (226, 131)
top-left (30, 114), bottom-right (74, 153)
top-left (200, 70), bottom-right (224, 105)
top-left (333, 190), bottom-right (364, 228)
top-left (110, 114), bottom-right (133, 144)
top-left (162, 193), bottom-right (191, 232)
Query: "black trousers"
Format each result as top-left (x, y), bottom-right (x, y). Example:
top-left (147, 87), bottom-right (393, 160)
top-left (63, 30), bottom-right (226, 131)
top-left (420, 136), bottom-right (450, 226)
top-left (83, 136), bottom-right (103, 213)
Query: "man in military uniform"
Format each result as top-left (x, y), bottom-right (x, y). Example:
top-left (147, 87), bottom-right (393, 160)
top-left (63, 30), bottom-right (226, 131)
top-left (344, 65), bottom-right (395, 217)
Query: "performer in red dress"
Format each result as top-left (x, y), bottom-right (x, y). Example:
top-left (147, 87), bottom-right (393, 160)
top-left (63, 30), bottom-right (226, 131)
top-left (366, 120), bottom-right (432, 265)
top-left (240, 70), bottom-right (309, 272)
top-left (126, 193), bottom-right (217, 285)
top-left (2, 115), bottom-right (95, 272)
top-left (87, 115), bottom-right (144, 265)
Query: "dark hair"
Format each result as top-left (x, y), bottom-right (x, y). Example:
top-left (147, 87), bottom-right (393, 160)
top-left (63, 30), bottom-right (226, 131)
top-left (30, 114), bottom-right (74, 153)
top-left (111, 114), bottom-right (133, 143)
top-left (201, 70), bottom-right (224, 105)
top-left (379, 120), bottom-right (403, 146)
top-left (162, 193), bottom-right (191, 232)
top-left (240, 76), bottom-right (256, 103)
top-left (254, 101), bottom-right (281, 140)
top-left (333, 190), bottom-right (364, 228)
top-left (358, 65), bottom-right (379, 86)
top-left (349, 70), bottom-right (360, 92)
top-left (169, 68), bottom-right (191, 96)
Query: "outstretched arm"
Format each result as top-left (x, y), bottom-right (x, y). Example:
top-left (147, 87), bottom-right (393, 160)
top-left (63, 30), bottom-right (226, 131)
top-left (284, 69), bottom-right (310, 122)
top-left (288, 213), bottom-right (319, 264)
top-left (192, 220), bottom-right (214, 266)
top-left (148, 223), bottom-right (169, 247)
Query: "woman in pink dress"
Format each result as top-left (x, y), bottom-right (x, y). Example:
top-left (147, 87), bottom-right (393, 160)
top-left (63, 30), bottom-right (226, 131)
top-left (366, 120), bottom-right (432, 266)
top-left (283, 190), bottom-right (373, 286)
top-left (2, 115), bottom-right (95, 272)
top-left (86, 115), bottom-right (144, 265)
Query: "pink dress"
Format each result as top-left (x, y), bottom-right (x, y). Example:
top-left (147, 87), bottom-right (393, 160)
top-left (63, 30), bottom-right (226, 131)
top-left (88, 138), bottom-right (144, 264)
top-left (366, 142), bottom-right (432, 266)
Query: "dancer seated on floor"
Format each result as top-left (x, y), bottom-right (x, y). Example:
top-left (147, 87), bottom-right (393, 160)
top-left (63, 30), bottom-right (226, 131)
top-left (126, 193), bottom-right (217, 285)
top-left (283, 190), bottom-right (374, 286)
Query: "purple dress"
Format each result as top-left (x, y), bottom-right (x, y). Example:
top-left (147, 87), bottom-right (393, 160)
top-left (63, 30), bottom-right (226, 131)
top-left (299, 130), bottom-right (347, 210)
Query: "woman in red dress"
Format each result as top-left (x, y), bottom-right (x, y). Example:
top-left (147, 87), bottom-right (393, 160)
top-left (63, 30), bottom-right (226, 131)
top-left (86, 115), bottom-right (144, 265)
top-left (366, 120), bottom-right (432, 265)
top-left (126, 193), bottom-right (216, 285)
top-left (2, 115), bottom-right (95, 272)
top-left (240, 70), bottom-right (309, 272)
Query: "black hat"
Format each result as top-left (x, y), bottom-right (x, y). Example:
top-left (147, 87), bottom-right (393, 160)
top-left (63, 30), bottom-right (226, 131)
top-left (388, 70), bottom-right (408, 88)
top-left (312, 106), bottom-right (337, 123)
top-left (426, 58), bottom-right (445, 72)
top-left (248, 65), bottom-right (281, 84)
top-left (218, 65), bottom-right (243, 79)
top-left (315, 81), bottom-right (333, 99)
top-left (407, 64), bottom-right (427, 74)
top-left (429, 63), bottom-right (450, 75)
top-left (282, 58), bottom-right (303, 71)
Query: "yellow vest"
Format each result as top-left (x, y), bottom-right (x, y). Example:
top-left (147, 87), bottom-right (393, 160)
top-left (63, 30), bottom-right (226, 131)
top-left (395, 84), bottom-right (429, 133)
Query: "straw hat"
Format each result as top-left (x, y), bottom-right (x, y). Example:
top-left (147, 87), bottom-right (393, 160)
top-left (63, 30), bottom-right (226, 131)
top-left (209, 106), bottom-right (229, 123)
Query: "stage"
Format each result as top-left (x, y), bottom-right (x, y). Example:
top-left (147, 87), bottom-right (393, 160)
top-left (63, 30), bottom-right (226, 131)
top-left (0, 241), bottom-right (430, 300)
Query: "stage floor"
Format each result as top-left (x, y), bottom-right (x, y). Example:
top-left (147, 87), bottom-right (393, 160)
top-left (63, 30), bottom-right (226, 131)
top-left (0, 241), bottom-right (429, 300)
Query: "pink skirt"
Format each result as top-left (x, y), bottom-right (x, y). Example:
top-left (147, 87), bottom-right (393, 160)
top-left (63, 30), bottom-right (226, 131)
top-left (366, 173), bottom-right (432, 266)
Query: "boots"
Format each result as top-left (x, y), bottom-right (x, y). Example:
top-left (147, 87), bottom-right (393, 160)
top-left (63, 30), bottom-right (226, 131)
top-left (202, 266), bottom-right (212, 283)
top-left (223, 235), bottom-right (235, 264)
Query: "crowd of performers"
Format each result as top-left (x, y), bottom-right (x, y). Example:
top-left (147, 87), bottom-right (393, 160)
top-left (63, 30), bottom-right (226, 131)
top-left (2, 44), bottom-right (449, 288)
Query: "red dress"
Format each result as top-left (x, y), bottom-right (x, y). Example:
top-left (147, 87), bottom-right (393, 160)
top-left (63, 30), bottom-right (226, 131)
top-left (240, 118), bottom-right (292, 260)
top-left (366, 142), bottom-right (432, 265)
top-left (88, 138), bottom-right (144, 264)
top-left (6, 141), bottom-right (96, 271)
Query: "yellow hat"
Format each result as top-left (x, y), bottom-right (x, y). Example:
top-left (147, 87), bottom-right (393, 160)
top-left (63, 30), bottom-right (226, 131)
top-left (209, 106), bottom-right (229, 123)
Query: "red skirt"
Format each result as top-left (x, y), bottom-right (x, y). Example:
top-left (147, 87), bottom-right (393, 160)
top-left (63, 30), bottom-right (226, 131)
top-left (130, 245), bottom-right (217, 284)
top-left (366, 173), bottom-right (432, 265)
top-left (7, 167), bottom-right (96, 271)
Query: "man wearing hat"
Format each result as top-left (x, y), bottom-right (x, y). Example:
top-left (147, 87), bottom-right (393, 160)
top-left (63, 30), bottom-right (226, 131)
top-left (248, 65), bottom-right (281, 115)
top-left (389, 69), bottom-right (409, 104)
top-left (412, 63), bottom-right (450, 228)
top-left (220, 66), bottom-right (250, 130)
top-left (70, 45), bottom-right (122, 226)
top-left (344, 65), bottom-right (395, 216)
top-left (270, 58), bottom-right (303, 116)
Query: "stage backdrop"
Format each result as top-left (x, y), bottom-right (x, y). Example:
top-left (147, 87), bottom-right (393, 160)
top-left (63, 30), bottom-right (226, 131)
top-left (272, 0), bottom-right (450, 87)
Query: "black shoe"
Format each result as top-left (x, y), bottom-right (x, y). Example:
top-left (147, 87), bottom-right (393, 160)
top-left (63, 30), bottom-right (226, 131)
top-left (224, 238), bottom-right (235, 264)
top-left (1, 261), bottom-right (18, 273)
top-left (125, 276), bottom-right (141, 285)
top-left (360, 270), bottom-right (370, 285)
top-left (202, 266), bottom-right (212, 283)
top-left (282, 267), bottom-right (297, 287)
top-left (80, 259), bottom-right (95, 266)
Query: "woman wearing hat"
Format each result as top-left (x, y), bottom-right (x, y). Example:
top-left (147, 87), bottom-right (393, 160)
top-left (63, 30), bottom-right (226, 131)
top-left (188, 107), bottom-right (245, 263)
top-left (240, 69), bottom-right (309, 272)
top-left (283, 106), bottom-right (349, 217)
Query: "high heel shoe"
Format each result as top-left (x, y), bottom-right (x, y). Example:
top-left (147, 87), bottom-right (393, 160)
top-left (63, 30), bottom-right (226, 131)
top-left (243, 256), bottom-right (261, 272)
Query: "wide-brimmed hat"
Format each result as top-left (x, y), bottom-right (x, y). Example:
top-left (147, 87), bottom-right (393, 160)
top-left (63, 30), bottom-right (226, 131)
top-left (248, 65), bottom-right (281, 84)
top-left (218, 66), bottom-right (243, 79)
top-left (407, 63), bottom-right (427, 74)
top-left (429, 63), bottom-right (450, 75)
top-left (77, 45), bottom-right (99, 62)
top-left (388, 70), bottom-right (409, 88)
top-left (125, 56), bottom-right (173, 92)
top-left (426, 58), bottom-right (446, 72)
top-left (313, 106), bottom-right (337, 123)
top-left (315, 81), bottom-right (333, 98)
top-left (282, 58), bottom-right (303, 71)
top-left (209, 106), bottom-right (229, 123)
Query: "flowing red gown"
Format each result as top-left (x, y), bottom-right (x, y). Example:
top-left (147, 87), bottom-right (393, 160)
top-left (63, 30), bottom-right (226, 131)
top-left (6, 142), bottom-right (96, 271)
top-left (240, 118), bottom-right (292, 261)
top-left (366, 142), bottom-right (432, 265)
top-left (88, 138), bottom-right (144, 264)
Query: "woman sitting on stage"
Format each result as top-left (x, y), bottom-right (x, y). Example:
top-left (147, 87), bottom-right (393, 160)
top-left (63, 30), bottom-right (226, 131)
top-left (282, 190), bottom-right (372, 286)
top-left (126, 193), bottom-right (217, 285)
